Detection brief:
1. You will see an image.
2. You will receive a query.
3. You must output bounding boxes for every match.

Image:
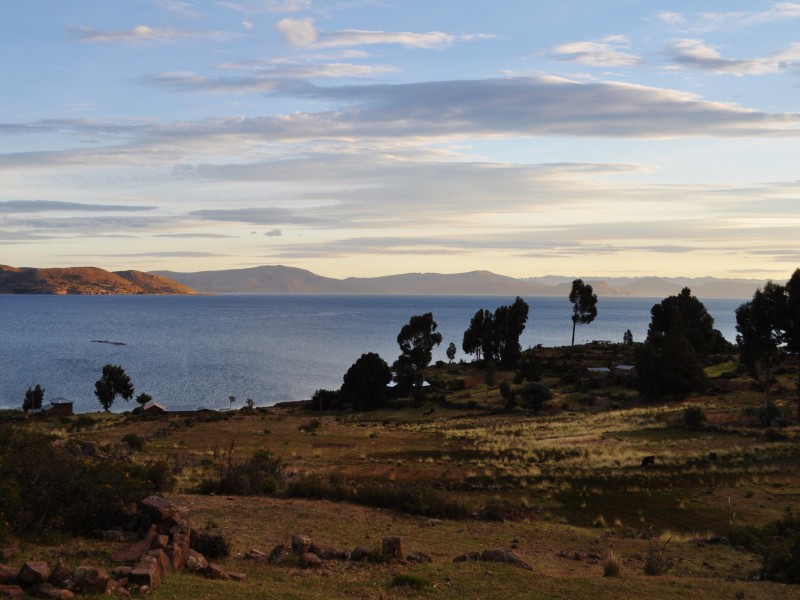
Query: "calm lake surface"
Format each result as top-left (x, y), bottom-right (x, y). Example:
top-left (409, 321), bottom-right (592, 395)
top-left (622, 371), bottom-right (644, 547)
top-left (0, 294), bottom-right (745, 413)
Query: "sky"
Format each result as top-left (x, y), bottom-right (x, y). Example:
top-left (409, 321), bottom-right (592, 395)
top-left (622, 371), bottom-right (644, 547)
top-left (1, 1), bottom-right (799, 280)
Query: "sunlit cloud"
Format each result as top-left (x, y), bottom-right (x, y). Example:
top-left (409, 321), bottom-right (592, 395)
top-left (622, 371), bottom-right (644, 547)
top-left (275, 18), bottom-right (493, 49)
top-left (668, 39), bottom-right (800, 76)
top-left (550, 36), bottom-right (642, 67)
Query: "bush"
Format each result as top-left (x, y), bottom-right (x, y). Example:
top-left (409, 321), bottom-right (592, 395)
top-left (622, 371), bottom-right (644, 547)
top-left (603, 552), bottom-right (622, 577)
top-left (299, 418), bottom-right (322, 433)
top-left (682, 406), bottom-right (707, 429)
top-left (520, 382), bottom-right (552, 411)
top-left (730, 512), bottom-right (800, 583)
top-left (198, 449), bottom-right (284, 496)
top-left (391, 573), bottom-right (430, 589)
top-left (122, 433), bottom-right (146, 452)
top-left (191, 522), bottom-right (231, 559)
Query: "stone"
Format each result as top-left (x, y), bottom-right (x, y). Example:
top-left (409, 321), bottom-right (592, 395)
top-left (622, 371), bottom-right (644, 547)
top-left (71, 565), bottom-right (111, 594)
top-left (167, 532), bottom-right (190, 571)
top-left (151, 535), bottom-right (170, 550)
top-left (27, 583), bottom-right (74, 600)
top-left (47, 561), bottom-right (73, 589)
top-left (0, 585), bottom-right (23, 598)
top-left (407, 552), bottom-right (433, 564)
top-left (0, 565), bottom-right (17, 585)
top-left (185, 550), bottom-right (208, 573)
top-left (139, 496), bottom-right (176, 522)
top-left (291, 534), bottom-right (312, 557)
top-left (453, 551), bottom-right (481, 562)
top-left (18, 562), bottom-right (50, 585)
top-left (129, 556), bottom-right (161, 591)
top-left (204, 563), bottom-right (229, 580)
top-left (0, 549), bottom-right (19, 562)
top-left (226, 570), bottom-right (246, 581)
top-left (479, 548), bottom-right (533, 571)
top-left (147, 549), bottom-right (172, 578)
top-left (244, 549), bottom-right (267, 561)
top-left (299, 553), bottom-right (323, 569)
top-left (382, 537), bottom-right (403, 560)
top-left (269, 544), bottom-right (290, 565)
top-left (309, 543), bottom-right (347, 560)
top-left (349, 547), bottom-right (373, 562)
top-left (425, 519), bottom-right (442, 527)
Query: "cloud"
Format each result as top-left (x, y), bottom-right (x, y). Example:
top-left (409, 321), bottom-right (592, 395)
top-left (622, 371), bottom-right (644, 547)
top-left (668, 39), bottom-right (800, 76)
top-left (550, 36), bottom-right (642, 67)
top-left (146, 62), bottom-right (397, 93)
top-left (264, 228), bottom-right (283, 237)
top-left (275, 18), bottom-right (493, 49)
top-left (70, 25), bottom-right (242, 44)
top-left (154, 232), bottom-right (237, 238)
top-left (189, 206), bottom-right (332, 225)
top-left (657, 3), bottom-right (800, 32)
top-left (101, 251), bottom-right (228, 258)
top-left (218, 0), bottom-right (311, 14)
top-left (0, 200), bottom-right (155, 213)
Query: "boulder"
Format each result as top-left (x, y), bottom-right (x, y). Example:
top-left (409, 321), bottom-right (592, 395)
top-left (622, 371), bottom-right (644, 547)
top-left (407, 552), bottom-right (433, 564)
top-left (300, 553), bottom-right (323, 569)
top-left (203, 563), bottom-right (229, 580)
top-left (0, 584), bottom-right (23, 598)
top-left (147, 549), bottom-right (172, 578)
top-left (0, 565), bottom-right (17, 585)
top-left (46, 560), bottom-right (73, 589)
top-left (291, 534), bottom-right (312, 557)
top-left (129, 556), bottom-right (161, 591)
top-left (243, 549), bottom-right (267, 561)
top-left (452, 551), bottom-right (481, 562)
top-left (0, 549), bottom-right (19, 562)
top-left (27, 583), bottom-right (74, 600)
top-left (111, 567), bottom-right (132, 580)
top-left (185, 550), bottom-right (209, 573)
top-left (70, 565), bottom-right (111, 594)
top-left (151, 535), bottom-right (170, 550)
top-left (269, 544), bottom-right (290, 565)
top-left (18, 562), bottom-right (50, 585)
top-left (382, 537), bottom-right (403, 560)
top-left (110, 525), bottom-right (157, 564)
top-left (349, 547), bottom-right (374, 562)
top-left (309, 543), bottom-right (347, 561)
top-left (139, 496), bottom-right (176, 522)
top-left (226, 570), bottom-right (246, 582)
top-left (479, 548), bottom-right (533, 571)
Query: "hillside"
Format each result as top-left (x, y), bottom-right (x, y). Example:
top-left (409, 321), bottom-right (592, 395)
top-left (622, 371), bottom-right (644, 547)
top-left (0, 264), bottom-right (194, 295)
top-left (156, 265), bottom-right (766, 297)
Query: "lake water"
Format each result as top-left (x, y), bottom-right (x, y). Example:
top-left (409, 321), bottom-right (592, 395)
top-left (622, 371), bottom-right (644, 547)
top-left (0, 294), bottom-right (745, 413)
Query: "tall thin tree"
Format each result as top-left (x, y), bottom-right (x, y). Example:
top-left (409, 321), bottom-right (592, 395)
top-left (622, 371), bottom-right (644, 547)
top-left (569, 279), bottom-right (598, 346)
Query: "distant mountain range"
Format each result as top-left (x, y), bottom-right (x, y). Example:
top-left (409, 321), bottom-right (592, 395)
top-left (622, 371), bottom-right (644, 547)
top-left (0, 265), bottom-right (194, 295)
top-left (155, 265), bottom-right (769, 298)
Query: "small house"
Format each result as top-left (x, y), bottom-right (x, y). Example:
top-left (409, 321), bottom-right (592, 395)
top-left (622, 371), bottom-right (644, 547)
top-left (582, 367), bottom-right (615, 389)
top-left (614, 365), bottom-right (637, 387)
top-left (46, 398), bottom-right (74, 417)
top-left (143, 401), bottom-right (167, 415)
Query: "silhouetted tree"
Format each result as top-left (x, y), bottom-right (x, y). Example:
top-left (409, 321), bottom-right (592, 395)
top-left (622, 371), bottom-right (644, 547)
top-left (462, 298), bottom-right (529, 366)
top-left (636, 288), bottom-right (720, 400)
top-left (569, 279), bottom-right (598, 346)
top-left (341, 352), bottom-right (393, 411)
top-left (462, 308), bottom-right (494, 362)
top-left (23, 384), bottom-right (45, 412)
top-left (623, 329), bottom-right (634, 345)
top-left (135, 393), bottom-right (152, 408)
top-left (446, 342), bottom-right (457, 364)
top-left (736, 281), bottom-right (786, 409)
top-left (396, 313), bottom-right (442, 393)
top-left (785, 269), bottom-right (800, 417)
top-left (94, 364), bottom-right (134, 411)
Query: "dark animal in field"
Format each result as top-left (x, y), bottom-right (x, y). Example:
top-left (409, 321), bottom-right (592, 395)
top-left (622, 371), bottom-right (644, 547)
top-left (641, 455), bottom-right (655, 468)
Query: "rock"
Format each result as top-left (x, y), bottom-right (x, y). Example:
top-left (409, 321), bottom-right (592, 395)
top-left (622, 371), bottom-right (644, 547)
top-left (185, 550), bottom-right (209, 573)
top-left (479, 548), bottom-right (533, 571)
top-left (382, 537), bottom-right (403, 561)
top-left (407, 552), bottom-right (433, 564)
top-left (226, 570), bottom-right (246, 581)
top-left (147, 549), bottom-right (172, 578)
top-left (47, 561), bottom-right (73, 589)
top-left (0, 565), bottom-right (17, 585)
top-left (244, 549), bottom-right (267, 561)
top-left (129, 556), bottom-right (161, 591)
top-left (453, 551), bottom-right (480, 562)
top-left (349, 547), bottom-right (373, 562)
top-left (0, 584), bottom-right (23, 598)
top-left (309, 543), bottom-right (347, 561)
top-left (111, 567), bottom-right (132, 580)
top-left (0, 549), bottom-right (19, 562)
top-left (269, 544), bottom-right (290, 565)
top-left (18, 562), bottom-right (51, 585)
top-left (27, 583), bottom-right (74, 600)
top-left (300, 553), bottom-right (323, 569)
top-left (139, 496), bottom-right (176, 522)
top-left (291, 534), bottom-right (312, 557)
top-left (425, 519), bottom-right (442, 527)
top-left (151, 535), bottom-right (170, 550)
top-left (204, 563), bottom-right (229, 580)
top-left (71, 565), bottom-right (111, 594)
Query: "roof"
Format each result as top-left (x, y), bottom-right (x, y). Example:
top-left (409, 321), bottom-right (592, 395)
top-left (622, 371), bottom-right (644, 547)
top-left (143, 401), bottom-right (166, 411)
top-left (51, 397), bottom-right (73, 405)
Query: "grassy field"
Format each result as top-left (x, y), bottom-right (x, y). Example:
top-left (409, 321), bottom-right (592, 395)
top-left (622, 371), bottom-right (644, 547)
top-left (3, 344), bottom-right (800, 598)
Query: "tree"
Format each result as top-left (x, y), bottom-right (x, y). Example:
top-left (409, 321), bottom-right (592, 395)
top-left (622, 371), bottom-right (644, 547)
top-left (635, 288), bottom-right (720, 400)
top-left (446, 342), bottom-right (457, 364)
top-left (462, 308), bottom-right (494, 362)
top-left (736, 281), bottom-right (786, 409)
top-left (135, 393), bottom-right (152, 408)
top-left (94, 364), bottom-right (134, 411)
top-left (623, 329), bottom-right (634, 345)
top-left (493, 297), bottom-right (530, 367)
top-left (396, 313), bottom-right (443, 390)
top-left (340, 352), bottom-right (393, 411)
top-left (569, 279), bottom-right (598, 346)
top-left (23, 384), bottom-right (45, 412)
top-left (228, 395), bottom-right (236, 411)
top-left (784, 269), bottom-right (800, 417)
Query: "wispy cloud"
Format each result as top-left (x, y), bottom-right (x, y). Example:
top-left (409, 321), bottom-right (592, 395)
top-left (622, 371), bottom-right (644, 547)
top-left (0, 200), bottom-right (155, 213)
top-left (275, 18), bottom-right (493, 49)
top-left (668, 39), bottom-right (800, 76)
top-left (549, 35), bottom-right (641, 67)
top-left (71, 25), bottom-right (242, 44)
top-left (218, 0), bottom-right (311, 14)
top-left (189, 206), bottom-right (333, 225)
top-left (656, 3), bottom-right (800, 32)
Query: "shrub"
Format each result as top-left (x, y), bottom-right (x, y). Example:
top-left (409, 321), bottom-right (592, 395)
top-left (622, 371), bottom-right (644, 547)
top-left (146, 460), bottom-right (176, 492)
top-left (299, 418), bottom-right (322, 433)
top-left (520, 382), bottom-right (552, 411)
top-left (730, 511), bottom-right (800, 583)
top-left (682, 406), bottom-right (707, 429)
top-left (643, 538), bottom-right (671, 576)
top-left (122, 433), bottom-right (146, 452)
top-left (391, 573), bottom-right (430, 589)
top-left (191, 522), bottom-right (231, 559)
top-left (603, 552), bottom-right (622, 577)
